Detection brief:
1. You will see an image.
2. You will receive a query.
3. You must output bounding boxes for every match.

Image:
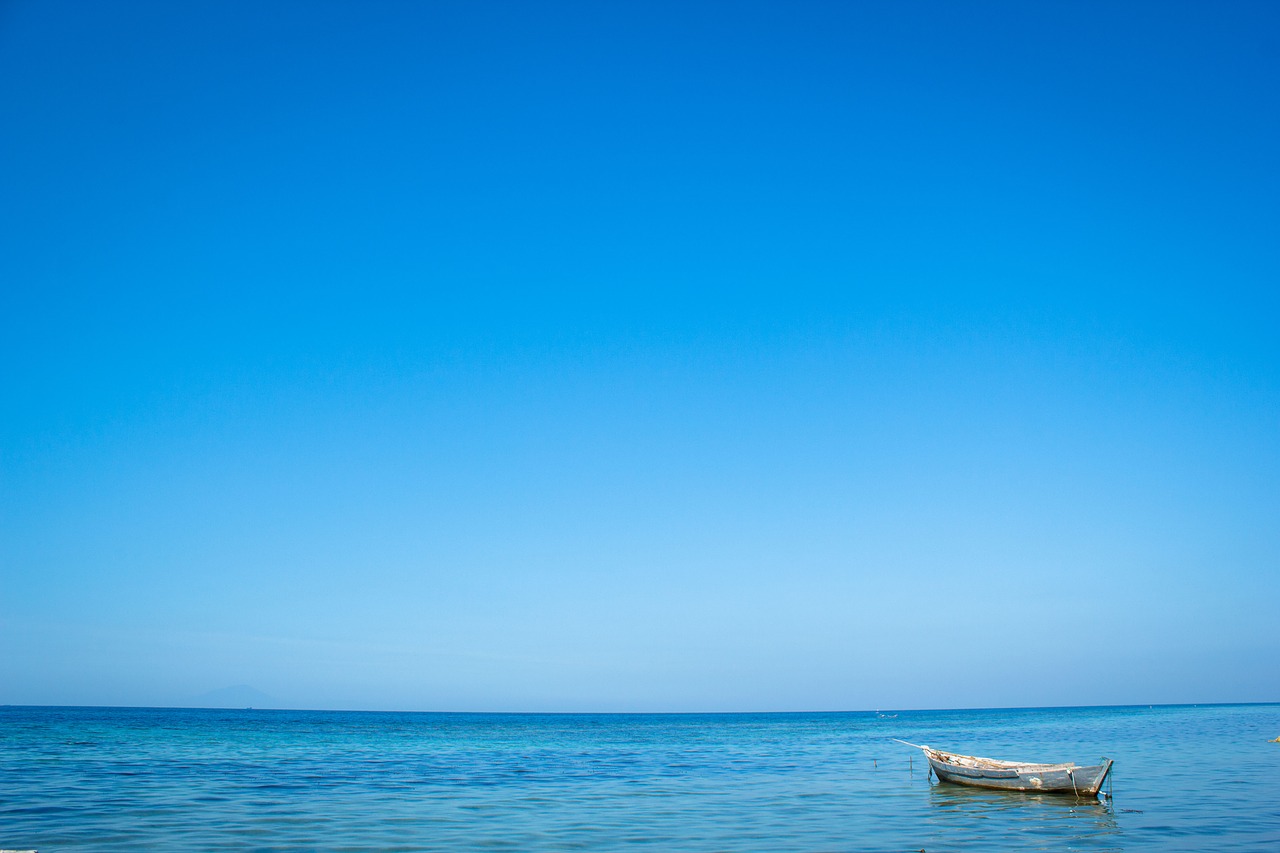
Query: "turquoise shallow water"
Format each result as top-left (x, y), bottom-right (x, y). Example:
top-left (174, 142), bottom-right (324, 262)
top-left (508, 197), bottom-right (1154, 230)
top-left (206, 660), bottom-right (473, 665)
top-left (2, 703), bottom-right (1277, 851)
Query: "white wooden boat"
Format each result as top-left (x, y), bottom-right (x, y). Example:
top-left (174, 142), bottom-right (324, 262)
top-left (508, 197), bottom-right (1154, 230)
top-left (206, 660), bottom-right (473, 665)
top-left (894, 740), bottom-right (1113, 797)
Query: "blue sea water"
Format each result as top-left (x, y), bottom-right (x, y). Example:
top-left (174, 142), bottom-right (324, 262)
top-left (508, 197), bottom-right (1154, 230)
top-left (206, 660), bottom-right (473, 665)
top-left (2, 703), bottom-right (1277, 851)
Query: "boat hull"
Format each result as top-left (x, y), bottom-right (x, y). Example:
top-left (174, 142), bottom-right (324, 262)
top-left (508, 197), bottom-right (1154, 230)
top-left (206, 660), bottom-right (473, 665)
top-left (926, 752), bottom-right (1113, 796)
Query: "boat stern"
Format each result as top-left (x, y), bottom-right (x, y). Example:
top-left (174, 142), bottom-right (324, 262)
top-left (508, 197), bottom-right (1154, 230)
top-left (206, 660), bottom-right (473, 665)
top-left (1082, 758), bottom-right (1114, 796)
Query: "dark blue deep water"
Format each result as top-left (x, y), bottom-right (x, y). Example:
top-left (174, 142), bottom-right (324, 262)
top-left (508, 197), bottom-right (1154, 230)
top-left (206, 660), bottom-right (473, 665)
top-left (2, 703), bottom-right (1277, 851)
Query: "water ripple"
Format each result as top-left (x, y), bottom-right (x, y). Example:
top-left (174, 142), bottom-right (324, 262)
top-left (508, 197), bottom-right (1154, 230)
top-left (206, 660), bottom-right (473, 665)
top-left (1, 705), bottom-right (1277, 851)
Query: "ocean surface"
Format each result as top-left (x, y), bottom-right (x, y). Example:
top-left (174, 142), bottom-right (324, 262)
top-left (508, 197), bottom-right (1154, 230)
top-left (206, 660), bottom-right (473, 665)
top-left (2, 703), bottom-right (1277, 851)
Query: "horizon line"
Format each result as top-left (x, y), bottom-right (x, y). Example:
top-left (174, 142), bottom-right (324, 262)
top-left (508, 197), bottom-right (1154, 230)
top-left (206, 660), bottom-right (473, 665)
top-left (4, 700), bottom-right (1276, 715)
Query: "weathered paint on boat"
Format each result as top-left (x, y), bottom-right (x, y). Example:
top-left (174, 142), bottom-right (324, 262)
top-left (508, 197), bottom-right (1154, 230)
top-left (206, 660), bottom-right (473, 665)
top-left (895, 740), bottom-right (1113, 797)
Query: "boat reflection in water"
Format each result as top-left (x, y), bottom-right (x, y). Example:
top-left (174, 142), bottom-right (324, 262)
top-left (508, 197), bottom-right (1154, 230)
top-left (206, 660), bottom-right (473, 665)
top-left (925, 779), bottom-right (1122, 849)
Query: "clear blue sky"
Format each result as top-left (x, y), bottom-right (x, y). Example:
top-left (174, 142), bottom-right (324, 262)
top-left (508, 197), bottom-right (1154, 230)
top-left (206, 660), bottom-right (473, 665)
top-left (2, 0), bottom-right (1277, 712)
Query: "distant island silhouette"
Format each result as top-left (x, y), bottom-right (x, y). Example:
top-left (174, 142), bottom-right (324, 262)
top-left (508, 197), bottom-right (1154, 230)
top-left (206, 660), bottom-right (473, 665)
top-left (186, 685), bottom-right (277, 709)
